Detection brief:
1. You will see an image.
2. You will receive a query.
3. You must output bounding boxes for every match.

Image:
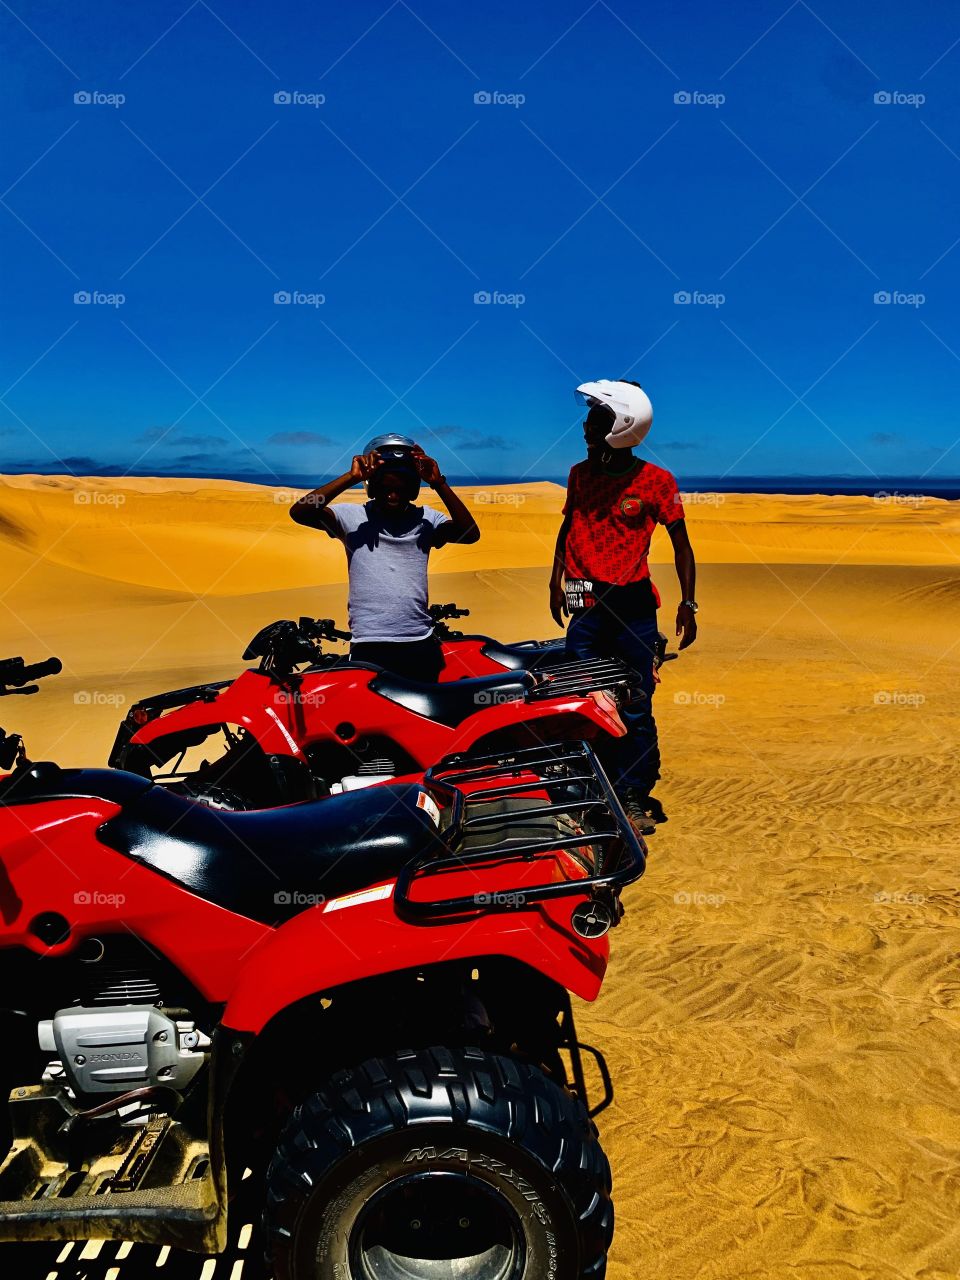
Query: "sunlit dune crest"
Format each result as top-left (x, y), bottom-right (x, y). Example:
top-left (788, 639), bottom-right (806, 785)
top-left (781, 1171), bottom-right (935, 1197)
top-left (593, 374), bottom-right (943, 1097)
top-left (1, 472), bottom-right (958, 1279)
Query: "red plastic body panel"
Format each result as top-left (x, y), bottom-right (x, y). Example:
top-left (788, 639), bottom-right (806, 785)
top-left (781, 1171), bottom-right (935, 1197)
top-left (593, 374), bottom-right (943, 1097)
top-left (0, 794), bottom-right (609, 1035)
top-left (0, 800), bottom-right (269, 996)
top-left (129, 667), bottom-right (625, 767)
top-left (437, 638), bottom-right (511, 680)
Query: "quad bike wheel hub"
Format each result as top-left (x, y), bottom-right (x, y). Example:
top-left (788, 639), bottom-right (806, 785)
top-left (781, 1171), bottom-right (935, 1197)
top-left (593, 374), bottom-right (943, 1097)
top-left (351, 1171), bottom-right (523, 1280)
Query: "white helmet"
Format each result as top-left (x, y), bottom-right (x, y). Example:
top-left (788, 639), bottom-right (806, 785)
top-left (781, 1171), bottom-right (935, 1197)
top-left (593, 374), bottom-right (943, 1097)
top-left (575, 379), bottom-right (653, 449)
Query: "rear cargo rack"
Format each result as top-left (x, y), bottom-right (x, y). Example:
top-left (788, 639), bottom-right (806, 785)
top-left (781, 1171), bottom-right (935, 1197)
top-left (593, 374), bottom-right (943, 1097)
top-left (525, 657), bottom-right (638, 705)
top-left (394, 742), bottom-right (644, 921)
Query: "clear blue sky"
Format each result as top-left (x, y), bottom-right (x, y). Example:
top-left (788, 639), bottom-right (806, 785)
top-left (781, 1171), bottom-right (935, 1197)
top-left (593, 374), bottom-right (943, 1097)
top-left (2, 0), bottom-right (959, 484)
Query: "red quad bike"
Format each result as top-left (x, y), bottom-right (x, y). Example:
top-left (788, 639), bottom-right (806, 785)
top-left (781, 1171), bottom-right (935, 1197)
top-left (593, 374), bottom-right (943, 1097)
top-left (0, 655), bottom-right (644, 1280)
top-left (427, 602), bottom-right (677, 683)
top-left (429, 603), bottom-right (570, 678)
top-left (109, 616), bottom-right (640, 811)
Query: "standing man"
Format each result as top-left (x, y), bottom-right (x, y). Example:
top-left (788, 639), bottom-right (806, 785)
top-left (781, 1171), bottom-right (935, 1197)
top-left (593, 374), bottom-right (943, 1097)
top-left (290, 434), bottom-right (480, 680)
top-left (549, 380), bottom-right (697, 833)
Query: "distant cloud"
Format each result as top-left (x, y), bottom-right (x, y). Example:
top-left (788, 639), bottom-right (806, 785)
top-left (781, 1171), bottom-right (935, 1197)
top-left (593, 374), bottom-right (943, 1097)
top-left (421, 425), bottom-right (513, 451)
top-left (136, 427), bottom-right (226, 448)
top-left (0, 452), bottom-right (262, 478)
top-left (174, 452), bottom-right (220, 466)
top-left (267, 431), bottom-right (334, 446)
top-left (176, 433), bottom-right (228, 448)
top-left (458, 434), bottom-right (511, 451)
top-left (869, 432), bottom-right (901, 445)
top-left (7, 456), bottom-right (118, 474)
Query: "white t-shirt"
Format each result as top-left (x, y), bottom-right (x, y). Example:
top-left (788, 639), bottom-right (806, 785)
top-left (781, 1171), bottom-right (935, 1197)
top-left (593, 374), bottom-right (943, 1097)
top-left (327, 501), bottom-right (451, 643)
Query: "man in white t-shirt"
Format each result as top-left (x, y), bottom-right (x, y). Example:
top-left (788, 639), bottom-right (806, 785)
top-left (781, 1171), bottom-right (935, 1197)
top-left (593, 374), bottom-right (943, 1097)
top-left (290, 434), bottom-right (480, 680)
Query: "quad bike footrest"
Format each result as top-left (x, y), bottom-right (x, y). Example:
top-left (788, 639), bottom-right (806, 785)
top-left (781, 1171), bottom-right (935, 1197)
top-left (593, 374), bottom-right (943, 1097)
top-left (0, 1085), bottom-right (221, 1250)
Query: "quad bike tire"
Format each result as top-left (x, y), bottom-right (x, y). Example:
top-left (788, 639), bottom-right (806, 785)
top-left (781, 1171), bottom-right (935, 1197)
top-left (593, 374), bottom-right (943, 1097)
top-left (262, 1044), bottom-right (613, 1280)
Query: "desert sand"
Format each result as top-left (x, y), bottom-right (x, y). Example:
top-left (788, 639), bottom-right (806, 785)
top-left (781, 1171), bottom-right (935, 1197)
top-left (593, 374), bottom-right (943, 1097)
top-left (1, 473), bottom-right (959, 1280)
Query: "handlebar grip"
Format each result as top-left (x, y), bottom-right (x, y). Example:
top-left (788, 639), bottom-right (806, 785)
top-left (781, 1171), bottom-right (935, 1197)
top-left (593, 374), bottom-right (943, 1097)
top-left (3, 656), bottom-right (62, 687)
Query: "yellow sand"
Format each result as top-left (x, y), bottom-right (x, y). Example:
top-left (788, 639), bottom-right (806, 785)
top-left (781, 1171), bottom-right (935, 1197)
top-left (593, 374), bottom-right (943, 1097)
top-left (1, 474), bottom-right (959, 1279)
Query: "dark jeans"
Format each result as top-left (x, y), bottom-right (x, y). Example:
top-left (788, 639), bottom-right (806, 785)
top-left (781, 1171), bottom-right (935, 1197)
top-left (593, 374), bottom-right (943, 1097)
top-left (566, 603), bottom-right (660, 794)
top-left (351, 635), bottom-right (445, 682)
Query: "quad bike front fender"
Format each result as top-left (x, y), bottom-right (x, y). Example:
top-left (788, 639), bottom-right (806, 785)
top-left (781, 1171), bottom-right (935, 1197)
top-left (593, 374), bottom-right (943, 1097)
top-left (222, 890), bottom-right (609, 1035)
top-left (130, 671), bottom-right (307, 761)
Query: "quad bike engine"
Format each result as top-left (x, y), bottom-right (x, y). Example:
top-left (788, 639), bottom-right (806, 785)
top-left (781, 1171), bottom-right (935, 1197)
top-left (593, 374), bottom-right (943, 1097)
top-left (38, 1006), bottom-right (211, 1096)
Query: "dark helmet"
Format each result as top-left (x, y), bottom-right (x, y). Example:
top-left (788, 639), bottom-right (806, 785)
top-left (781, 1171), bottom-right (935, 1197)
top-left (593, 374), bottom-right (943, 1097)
top-left (363, 433), bottom-right (419, 467)
top-left (363, 433), bottom-right (420, 497)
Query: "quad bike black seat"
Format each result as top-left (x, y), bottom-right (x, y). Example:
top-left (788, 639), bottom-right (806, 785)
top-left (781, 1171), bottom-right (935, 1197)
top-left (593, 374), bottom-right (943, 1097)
top-left (368, 670), bottom-right (534, 726)
top-left (98, 780), bottom-right (445, 925)
top-left (478, 637), bottom-right (567, 671)
top-left (0, 762), bottom-right (153, 807)
top-left (0, 767), bottom-right (444, 926)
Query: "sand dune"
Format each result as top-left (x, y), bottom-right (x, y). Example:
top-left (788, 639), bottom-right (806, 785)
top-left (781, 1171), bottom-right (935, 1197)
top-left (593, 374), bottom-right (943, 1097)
top-left (0, 473), bottom-right (958, 1279)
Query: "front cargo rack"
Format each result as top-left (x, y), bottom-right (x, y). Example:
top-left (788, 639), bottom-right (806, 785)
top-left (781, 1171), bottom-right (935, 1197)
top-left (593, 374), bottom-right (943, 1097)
top-left (394, 741), bottom-right (645, 922)
top-left (109, 680), bottom-right (233, 768)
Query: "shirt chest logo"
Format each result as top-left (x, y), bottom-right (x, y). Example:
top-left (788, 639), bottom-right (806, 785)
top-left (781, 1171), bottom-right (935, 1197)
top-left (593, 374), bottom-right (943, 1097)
top-left (619, 497), bottom-right (645, 518)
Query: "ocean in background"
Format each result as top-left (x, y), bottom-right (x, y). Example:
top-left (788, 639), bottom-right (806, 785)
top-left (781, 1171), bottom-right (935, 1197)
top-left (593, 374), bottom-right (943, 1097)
top-left (3, 469), bottom-right (960, 499)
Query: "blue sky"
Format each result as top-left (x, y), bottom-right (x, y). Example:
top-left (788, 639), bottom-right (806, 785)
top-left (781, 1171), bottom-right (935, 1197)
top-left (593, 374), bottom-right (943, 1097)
top-left (2, 0), bottom-right (959, 483)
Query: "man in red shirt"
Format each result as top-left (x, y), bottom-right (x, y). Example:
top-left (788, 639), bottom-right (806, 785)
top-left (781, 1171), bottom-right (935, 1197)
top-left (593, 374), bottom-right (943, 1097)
top-left (549, 379), bottom-right (698, 833)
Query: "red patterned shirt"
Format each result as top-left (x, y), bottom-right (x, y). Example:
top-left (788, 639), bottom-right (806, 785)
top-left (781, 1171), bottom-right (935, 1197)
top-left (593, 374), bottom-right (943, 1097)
top-left (562, 459), bottom-right (685, 601)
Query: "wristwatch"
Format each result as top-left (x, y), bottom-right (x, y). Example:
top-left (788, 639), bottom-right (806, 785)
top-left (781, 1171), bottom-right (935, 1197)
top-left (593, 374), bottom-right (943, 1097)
top-left (681, 600), bottom-right (699, 613)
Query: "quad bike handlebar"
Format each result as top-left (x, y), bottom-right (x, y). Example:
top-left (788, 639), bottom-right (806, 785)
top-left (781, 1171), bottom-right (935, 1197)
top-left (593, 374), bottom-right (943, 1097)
top-left (0, 654), bottom-right (62, 770)
top-left (429, 602), bottom-right (470, 622)
top-left (0, 655), bottom-right (62, 695)
top-left (429, 601), bottom-right (470, 639)
top-left (241, 617), bottom-right (351, 675)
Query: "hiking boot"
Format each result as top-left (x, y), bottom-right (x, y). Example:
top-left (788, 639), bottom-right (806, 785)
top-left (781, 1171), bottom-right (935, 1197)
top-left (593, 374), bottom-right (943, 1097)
top-left (621, 787), bottom-right (658, 836)
top-left (644, 794), bottom-right (667, 825)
